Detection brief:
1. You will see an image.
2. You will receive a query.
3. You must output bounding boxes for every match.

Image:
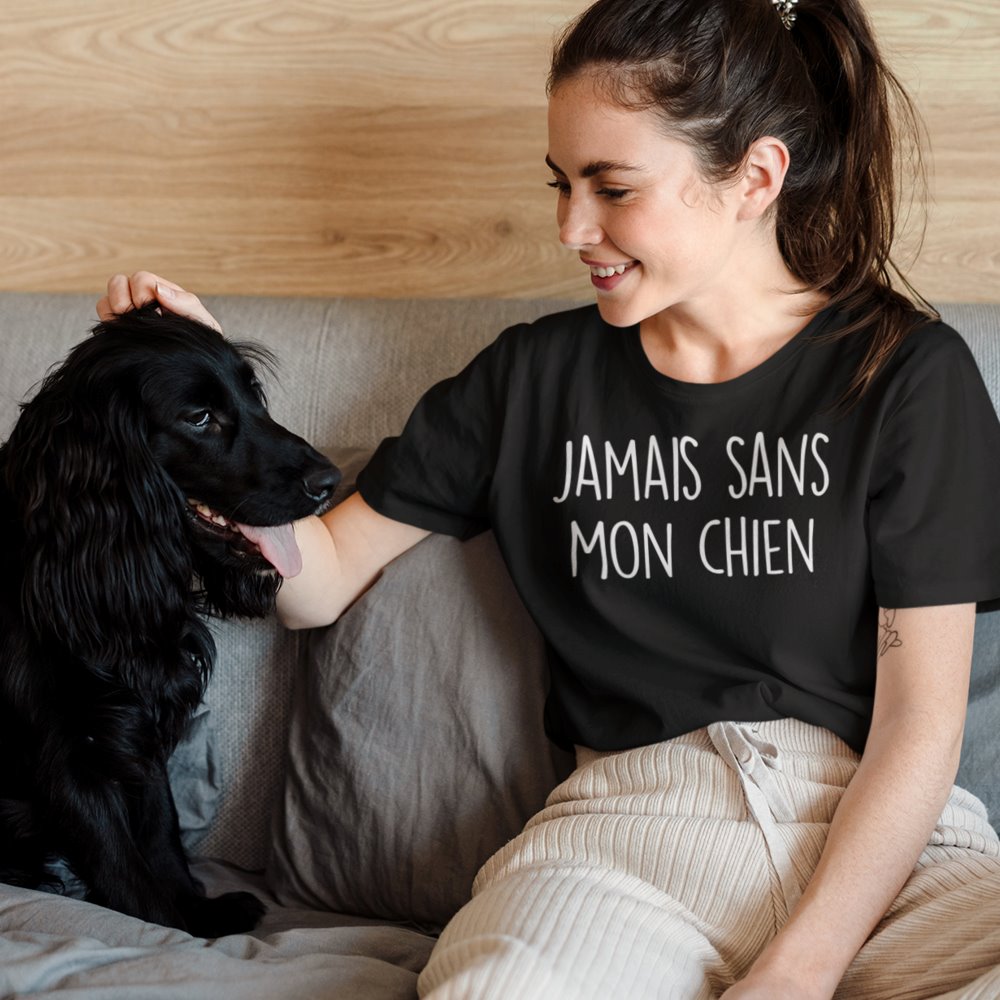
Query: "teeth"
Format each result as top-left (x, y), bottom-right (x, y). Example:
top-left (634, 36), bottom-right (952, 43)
top-left (187, 499), bottom-right (231, 528)
top-left (590, 263), bottom-right (631, 278)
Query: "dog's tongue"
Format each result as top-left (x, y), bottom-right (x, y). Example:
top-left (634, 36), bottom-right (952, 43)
top-left (235, 522), bottom-right (302, 578)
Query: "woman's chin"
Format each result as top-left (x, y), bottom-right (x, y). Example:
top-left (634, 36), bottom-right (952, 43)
top-left (594, 294), bottom-right (653, 330)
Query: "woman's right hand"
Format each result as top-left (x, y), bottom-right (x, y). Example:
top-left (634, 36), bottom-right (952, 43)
top-left (97, 271), bottom-right (222, 332)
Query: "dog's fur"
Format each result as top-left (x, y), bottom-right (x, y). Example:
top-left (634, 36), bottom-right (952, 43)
top-left (0, 305), bottom-right (339, 936)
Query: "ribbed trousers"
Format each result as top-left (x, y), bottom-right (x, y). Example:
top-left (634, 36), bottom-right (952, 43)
top-left (418, 719), bottom-right (1000, 999)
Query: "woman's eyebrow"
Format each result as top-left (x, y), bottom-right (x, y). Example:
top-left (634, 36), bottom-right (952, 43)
top-left (545, 155), bottom-right (645, 177)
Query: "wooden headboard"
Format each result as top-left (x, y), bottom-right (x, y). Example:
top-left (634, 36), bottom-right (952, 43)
top-left (2, 1), bottom-right (996, 302)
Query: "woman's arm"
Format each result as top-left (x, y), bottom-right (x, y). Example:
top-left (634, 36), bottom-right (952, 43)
top-left (277, 493), bottom-right (430, 629)
top-left (722, 601), bottom-right (976, 1000)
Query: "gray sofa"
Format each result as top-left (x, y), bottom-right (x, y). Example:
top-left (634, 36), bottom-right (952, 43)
top-left (0, 292), bottom-right (998, 999)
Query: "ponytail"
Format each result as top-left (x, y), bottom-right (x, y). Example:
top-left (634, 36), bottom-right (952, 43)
top-left (549, 0), bottom-right (937, 409)
top-left (780, 0), bottom-right (936, 407)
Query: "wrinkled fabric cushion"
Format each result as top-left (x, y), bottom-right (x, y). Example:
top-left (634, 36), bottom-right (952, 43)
top-left (169, 705), bottom-right (219, 851)
top-left (961, 612), bottom-right (1000, 828)
top-left (266, 522), bottom-right (574, 930)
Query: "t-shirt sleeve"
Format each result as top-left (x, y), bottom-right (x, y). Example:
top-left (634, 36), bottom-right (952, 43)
top-left (867, 326), bottom-right (1000, 612)
top-left (356, 325), bottom-right (520, 539)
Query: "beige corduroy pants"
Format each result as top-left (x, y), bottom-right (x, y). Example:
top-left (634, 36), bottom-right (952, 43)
top-left (418, 719), bottom-right (1000, 1000)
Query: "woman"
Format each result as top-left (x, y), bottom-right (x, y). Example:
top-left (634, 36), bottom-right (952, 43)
top-left (100, 0), bottom-right (1000, 996)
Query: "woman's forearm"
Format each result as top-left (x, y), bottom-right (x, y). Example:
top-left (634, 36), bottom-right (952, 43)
top-left (745, 716), bottom-right (962, 996)
top-left (275, 514), bottom-right (350, 629)
top-left (725, 602), bottom-right (975, 1000)
top-left (276, 493), bottom-right (430, 630)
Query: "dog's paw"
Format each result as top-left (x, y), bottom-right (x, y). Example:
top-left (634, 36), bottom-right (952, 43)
top-left (182, 890), bottom-right (267, 938)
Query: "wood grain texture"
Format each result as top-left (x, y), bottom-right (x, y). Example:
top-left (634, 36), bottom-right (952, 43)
top-left (0, 1), bottom-right (575, 109)
top-left (0, 194), bottom-right (589, 299)
top-left (0, 0), bottom-right (996, 301)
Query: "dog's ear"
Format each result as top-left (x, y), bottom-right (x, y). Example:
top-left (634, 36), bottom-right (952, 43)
top-left (6, 351), bottom-right (192, 662)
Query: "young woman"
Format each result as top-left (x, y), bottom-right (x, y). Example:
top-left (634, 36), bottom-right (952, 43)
top-left (100, 0), bottom-right (1000, 996)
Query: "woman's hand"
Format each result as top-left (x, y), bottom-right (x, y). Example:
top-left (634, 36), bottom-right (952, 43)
top-left (97, 271), bottom-right (222, 332)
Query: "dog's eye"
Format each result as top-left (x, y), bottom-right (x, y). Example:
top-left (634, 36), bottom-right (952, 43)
top-left (184, 410), bottom-right (213, 428)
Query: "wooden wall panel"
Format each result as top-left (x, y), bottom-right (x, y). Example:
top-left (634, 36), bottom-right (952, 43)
top-left (0, 0), bottom-right (996, 302)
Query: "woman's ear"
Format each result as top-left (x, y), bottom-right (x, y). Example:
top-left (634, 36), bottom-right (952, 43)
top-left (736, 135), bottom-right (791, 222)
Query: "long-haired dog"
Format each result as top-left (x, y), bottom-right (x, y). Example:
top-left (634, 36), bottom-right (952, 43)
top-left (0, 304), bottom-right (339, 937)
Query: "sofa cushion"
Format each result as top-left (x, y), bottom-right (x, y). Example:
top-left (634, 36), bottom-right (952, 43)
top-left (266, 451), bottom-right (574, 930)
top-left (938, 304), bottom-right (1000, 830)
top-left (168, 704), bottom-right (219, 851)
top-left (960, 612), bottom-right (1000, 828)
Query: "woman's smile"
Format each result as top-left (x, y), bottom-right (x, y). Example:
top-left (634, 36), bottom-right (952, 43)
top-left (583, 257), bottom-right (640, 291)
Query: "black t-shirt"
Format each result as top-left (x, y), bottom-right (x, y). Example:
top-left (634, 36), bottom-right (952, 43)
top-left (357, 305), bottom-right (1000, 753)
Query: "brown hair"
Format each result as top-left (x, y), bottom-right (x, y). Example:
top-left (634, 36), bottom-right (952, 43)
top-left (549, 0), bottom-right (937, 409)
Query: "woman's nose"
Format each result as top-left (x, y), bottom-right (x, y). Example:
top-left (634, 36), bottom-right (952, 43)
top-left (558, 195), bottom-right (603, 250)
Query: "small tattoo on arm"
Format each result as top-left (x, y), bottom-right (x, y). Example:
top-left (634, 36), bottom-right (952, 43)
top-left (878, 608), bottom-right (903, 657)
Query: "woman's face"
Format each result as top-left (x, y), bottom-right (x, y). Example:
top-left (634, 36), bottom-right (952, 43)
top-left (547, 74), bottom-right (749, 328)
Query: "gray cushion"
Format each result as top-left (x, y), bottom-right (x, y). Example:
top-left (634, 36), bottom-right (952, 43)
top-left (961, 612), bottom-right (1000, 829)
top-left (168, 705), bottom-right (219, 851)
top-left (940, 304), bottom-right (1000, 832)
top-left (266, 520), bottom-right (575, 930)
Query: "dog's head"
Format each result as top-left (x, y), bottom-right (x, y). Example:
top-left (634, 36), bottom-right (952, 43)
top-left (5, 304), bottom-right (340, 646)
top-left (105, 306), bottom-right (339, 579)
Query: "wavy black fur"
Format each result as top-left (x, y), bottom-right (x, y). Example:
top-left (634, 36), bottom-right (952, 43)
top-left (0, 304), bottom-right (339, 936)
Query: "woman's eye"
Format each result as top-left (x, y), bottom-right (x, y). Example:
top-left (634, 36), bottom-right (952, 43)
top-left (547, 179), bottom-right (628, 200)
top-left (184, 410), bottom-right (212, 428)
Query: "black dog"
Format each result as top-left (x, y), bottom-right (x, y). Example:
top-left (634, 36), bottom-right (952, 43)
top-left (0, 304), bottom-right (339, 937)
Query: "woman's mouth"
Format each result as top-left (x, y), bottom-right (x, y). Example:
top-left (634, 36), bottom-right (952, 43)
top-left (586, 260), bottom-right (638, 291)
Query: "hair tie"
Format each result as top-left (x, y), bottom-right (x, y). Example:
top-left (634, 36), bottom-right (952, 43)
top-left (772, 0), bottom-right (798, 30)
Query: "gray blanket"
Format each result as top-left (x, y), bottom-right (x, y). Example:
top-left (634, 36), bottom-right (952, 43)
top-left (0, 863), bottom-right (435, 999)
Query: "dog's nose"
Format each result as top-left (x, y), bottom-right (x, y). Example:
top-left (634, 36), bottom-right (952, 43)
top-left (303, 466), bottom-right (341, 505)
